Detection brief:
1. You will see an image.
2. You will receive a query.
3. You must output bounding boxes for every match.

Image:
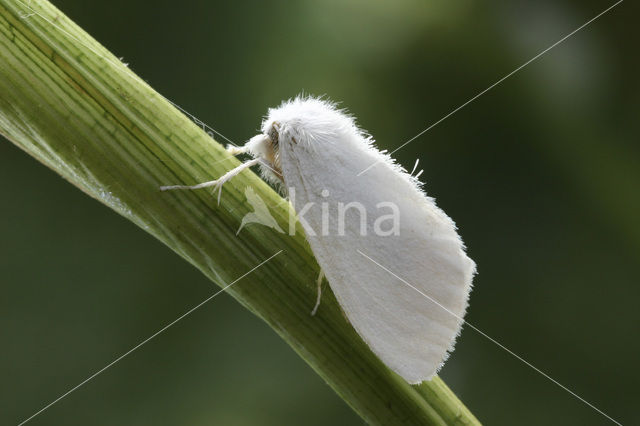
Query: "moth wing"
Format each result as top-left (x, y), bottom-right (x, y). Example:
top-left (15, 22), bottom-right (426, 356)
top-left (280, 131), bottom-right (475, 384)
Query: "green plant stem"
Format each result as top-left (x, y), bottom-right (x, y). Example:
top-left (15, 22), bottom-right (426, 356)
top-left (0, 1), bottom-right (480, 424)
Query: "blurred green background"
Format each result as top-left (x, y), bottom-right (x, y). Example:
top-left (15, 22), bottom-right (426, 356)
top-left (1, 0), bottom-right (638, 424)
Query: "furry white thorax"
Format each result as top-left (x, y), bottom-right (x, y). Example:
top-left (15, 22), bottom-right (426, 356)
top-left (245, 97), bottom-right (426, 195)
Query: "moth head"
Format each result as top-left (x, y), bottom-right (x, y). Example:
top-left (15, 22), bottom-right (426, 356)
top-left (267, 121), bottom-right (280, 147)
top-left (245, 125), bottom-right (283, 185)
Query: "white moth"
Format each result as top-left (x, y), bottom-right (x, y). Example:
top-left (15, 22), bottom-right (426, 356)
top-left (162, 96), bottom-right (475, 384)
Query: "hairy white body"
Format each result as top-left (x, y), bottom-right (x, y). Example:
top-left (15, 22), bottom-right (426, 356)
top-left (163, 97), bottom-right (476, 383)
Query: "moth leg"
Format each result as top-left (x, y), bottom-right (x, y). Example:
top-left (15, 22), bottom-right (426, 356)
top-left (160, 157), bottom-right (261, 204)
top-left (310, 269), bottom-right (326, 316)
top-left (226, 144), bottom-right (248, 156)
